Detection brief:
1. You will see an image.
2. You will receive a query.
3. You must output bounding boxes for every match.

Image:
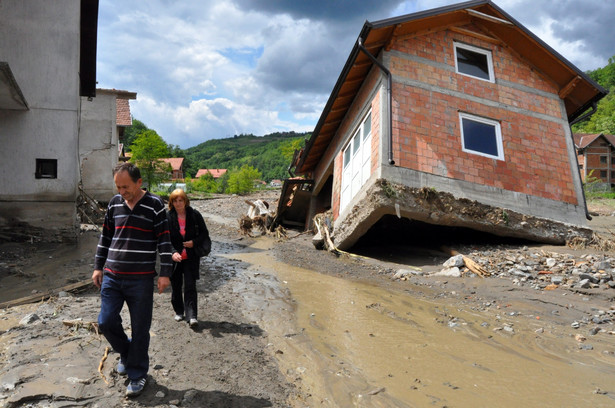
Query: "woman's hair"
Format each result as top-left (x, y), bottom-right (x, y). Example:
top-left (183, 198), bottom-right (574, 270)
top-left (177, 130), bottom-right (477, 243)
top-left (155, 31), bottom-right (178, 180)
top-left (168, 188), bottom-right (190, 210)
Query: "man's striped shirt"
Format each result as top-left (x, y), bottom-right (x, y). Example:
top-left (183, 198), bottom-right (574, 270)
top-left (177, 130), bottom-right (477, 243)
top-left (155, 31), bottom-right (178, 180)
top-left (95, 191), bottom-right (173, 279)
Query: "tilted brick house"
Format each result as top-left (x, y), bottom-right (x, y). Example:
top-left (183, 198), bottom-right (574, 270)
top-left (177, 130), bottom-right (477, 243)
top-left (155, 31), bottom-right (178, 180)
top-left (574, 133), bottom-right (615, 188)
top-left (291, 0), bottom-right (607, 250)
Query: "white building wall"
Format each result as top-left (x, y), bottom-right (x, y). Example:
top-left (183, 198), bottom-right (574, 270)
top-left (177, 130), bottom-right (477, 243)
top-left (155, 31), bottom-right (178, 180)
top-left (0, 0), bottom-right (82, 238)
top-left (79, 92), bottom-right (118, 202)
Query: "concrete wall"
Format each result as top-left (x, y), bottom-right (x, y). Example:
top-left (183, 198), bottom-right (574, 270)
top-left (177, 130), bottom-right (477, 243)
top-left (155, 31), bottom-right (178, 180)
top-left (0, 1), bottom-right (82, 238)
top-left (79, 92), bottom-right (118, 202)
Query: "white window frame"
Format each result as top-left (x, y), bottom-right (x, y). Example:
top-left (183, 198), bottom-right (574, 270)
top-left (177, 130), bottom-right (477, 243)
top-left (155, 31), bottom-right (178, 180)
top-left (454, 42), bottom-right (495, 83)
top-left (459, 112), bottom-right (504, 160)
top-left (340, 110), bottom-right (373, 211)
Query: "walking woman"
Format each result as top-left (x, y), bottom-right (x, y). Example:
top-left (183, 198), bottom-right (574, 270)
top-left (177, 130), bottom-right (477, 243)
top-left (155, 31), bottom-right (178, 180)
top-left (167, 188), bottom-right (210, 328)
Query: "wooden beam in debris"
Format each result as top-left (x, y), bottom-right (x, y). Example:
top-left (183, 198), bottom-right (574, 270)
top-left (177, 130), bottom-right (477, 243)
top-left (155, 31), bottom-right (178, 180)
top-left (0, 279), bottom-right (93, 309)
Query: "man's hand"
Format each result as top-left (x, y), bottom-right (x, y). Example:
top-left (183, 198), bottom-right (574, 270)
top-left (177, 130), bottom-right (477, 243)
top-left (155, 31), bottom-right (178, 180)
top-left (92, 269), bottom-right (103, 289)
top-left (158, 276), bottom-right (171, 294)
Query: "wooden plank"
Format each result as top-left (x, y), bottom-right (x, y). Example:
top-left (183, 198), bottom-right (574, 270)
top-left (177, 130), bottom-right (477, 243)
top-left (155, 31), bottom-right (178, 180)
top-left (0, 279), bottom-right (93, 309)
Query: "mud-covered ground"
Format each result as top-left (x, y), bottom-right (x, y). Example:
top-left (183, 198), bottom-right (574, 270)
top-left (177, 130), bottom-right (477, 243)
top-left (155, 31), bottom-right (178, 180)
top-left (0, 191), bottom-right (614, 407)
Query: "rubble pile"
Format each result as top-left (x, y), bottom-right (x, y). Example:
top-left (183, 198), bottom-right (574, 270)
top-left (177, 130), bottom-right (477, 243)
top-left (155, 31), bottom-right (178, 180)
top-left (466, 247), bottom-right (615, 291)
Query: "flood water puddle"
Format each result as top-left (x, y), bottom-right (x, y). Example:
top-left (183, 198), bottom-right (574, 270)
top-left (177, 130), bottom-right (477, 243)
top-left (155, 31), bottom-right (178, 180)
top-left (230, 238), bottom-right (615, 407)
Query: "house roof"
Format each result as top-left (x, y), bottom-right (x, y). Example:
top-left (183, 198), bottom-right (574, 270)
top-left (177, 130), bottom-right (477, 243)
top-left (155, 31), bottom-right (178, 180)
top-left (96, 88), bottom-right (137, 126)
top-left (196, 169), bottom-right (227, 178)
top-left (573, 133), bottom-right (615, 150)
top-left (161, 158), bottom-right (184, 171)
top-left (116, 98), bottom-right (132, 127)
top-left (296, 0), bottom-right (608, 174)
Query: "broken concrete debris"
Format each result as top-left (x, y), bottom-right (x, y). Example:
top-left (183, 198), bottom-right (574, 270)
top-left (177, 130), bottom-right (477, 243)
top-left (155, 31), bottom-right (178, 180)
top-left (400, 247), bottom-right (615, 293)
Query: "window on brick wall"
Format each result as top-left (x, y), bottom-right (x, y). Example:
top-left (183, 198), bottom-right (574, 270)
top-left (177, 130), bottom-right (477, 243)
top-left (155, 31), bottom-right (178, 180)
top-left (35, 158), bottom-right (57, 179)
top-left (611, 157), bottom-right (615, 165)
top-left (454, 42), bottom-right (494, 82)
top-left (600, 170), bottom-right (607, 178)
top-left (459, 113), bottom-right (504, 160)
top-left (600, 156), bottom-right (607, 164)
top-left (340, 110), bottom-right (373, 211)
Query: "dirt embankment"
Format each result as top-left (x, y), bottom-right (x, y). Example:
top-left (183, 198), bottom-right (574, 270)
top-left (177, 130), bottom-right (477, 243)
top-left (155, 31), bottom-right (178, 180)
top-left (0, 191), bottom-right (614, 407)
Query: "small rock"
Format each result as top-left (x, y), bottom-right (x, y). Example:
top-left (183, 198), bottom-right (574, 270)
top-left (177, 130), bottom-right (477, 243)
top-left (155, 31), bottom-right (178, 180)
top-left (577, 279), bottom-right (591, 289)
top-left (578, 343), bottom-right (594, 350)
top-left (443, 255), bottom-right (464, 268)
top-left (589, 327), bottom-right (600, 336)
top-left (434, 267), bottom-right (461, 277)
top-left (156, 391), bottom-right (165, 398)
top-left (19, 313), bottom-right (40, 325)
top-left (571, 321), bottom-right (580, 329)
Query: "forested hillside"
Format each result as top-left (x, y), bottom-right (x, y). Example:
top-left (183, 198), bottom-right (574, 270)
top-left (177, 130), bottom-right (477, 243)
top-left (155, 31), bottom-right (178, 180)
top-left (573, 56), bottom-right (615, 134)
top-left (183, 132), bottom-right (308, 181)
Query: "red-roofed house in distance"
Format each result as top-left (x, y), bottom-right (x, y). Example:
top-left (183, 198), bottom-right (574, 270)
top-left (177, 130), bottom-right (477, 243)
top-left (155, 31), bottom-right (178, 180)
top-left (196, 169), bottom-right (227, 179)
top-left (161, 158), bottom-right (185, 180)
top-left (574, 133), bottom-right (615, 188)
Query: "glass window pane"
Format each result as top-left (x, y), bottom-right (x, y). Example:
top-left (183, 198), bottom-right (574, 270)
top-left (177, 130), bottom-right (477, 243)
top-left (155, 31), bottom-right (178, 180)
top-left (352, 131), bottom-right (361, 155)
top-left (343, 146), bottom-right (351, 168)
top-left (462, 118), bottom-right (498, 157)
top-left (363, 112), bottom-right (371, 140)
top-left (457, 47), bottom-right (489, 80)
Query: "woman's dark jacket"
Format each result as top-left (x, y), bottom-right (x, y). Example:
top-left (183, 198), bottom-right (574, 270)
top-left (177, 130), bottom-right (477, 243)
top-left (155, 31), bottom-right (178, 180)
top-left (167, 206), bottom-right (210, 278)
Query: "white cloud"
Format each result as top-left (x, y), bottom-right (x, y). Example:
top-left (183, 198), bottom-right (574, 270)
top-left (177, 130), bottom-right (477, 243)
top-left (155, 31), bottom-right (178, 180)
top-left (97, 0), bottom-right (613, 148)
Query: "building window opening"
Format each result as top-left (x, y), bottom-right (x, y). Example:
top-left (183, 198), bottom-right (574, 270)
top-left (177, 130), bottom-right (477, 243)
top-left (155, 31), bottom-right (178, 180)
top-left (35, 158), bottom-right (57, 179)
top-left (454, 42), bottom-right (494, 82)
top-left (459, 113), bottom-right (504, 160)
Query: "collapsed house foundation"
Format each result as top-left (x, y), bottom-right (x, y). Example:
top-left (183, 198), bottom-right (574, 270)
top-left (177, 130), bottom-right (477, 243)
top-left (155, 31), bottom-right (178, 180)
top-left (331, 179), bottom-right (593, 251)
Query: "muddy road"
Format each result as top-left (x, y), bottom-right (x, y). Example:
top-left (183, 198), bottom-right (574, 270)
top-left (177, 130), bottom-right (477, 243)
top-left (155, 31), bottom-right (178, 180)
top-left (0, 191), bottom-right (614, 407)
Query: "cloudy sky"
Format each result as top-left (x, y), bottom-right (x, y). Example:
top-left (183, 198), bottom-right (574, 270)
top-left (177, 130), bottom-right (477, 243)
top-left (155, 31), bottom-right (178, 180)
top-left (96, 0), bottom-right (614, 149)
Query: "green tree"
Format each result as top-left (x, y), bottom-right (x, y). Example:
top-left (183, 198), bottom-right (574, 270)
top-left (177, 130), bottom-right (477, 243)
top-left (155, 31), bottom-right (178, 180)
top-left (226, 165), bottom-right (262, 194)
top-left (122, 118), bottom-right (149, 151)
top-left (573, 56), bottom-right (615, 134)
top-left (191, 172), bottom-right (218, 193)
top-left (130, 130), bottom-right (170, 189)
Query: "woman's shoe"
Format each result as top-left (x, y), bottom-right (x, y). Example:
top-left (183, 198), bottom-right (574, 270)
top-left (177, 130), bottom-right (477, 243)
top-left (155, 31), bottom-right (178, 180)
top-left (189, 318), bottom-right (198, 328)
top-left (174, 314), bottom-right (184, 322)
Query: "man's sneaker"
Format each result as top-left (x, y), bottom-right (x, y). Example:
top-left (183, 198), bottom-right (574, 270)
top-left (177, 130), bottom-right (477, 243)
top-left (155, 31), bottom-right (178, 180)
top-left (189, 318), bottom-right (198, 328)
top-left (174, 314), bottom-right (184, 322)
top-left (126, 377), bottom-right (147, 397)
top-left (116, 360), bottom-right (127, 376)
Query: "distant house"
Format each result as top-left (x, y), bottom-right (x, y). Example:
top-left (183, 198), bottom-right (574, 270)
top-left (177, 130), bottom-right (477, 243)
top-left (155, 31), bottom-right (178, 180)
top-left (79, 88), bottom-right (137, 201)
top-left (270, 179), bottom-right (283, 187)
top-left (289, 0), bottom-right (607, 249)
top-left (574, 133), bottom-right (615, 187)
top-left (161, 158), bottom-right (185, 180)
top-left (0, 0), bottom-right (99, 240)
top-left (195, 169), bottom-right (227, 179)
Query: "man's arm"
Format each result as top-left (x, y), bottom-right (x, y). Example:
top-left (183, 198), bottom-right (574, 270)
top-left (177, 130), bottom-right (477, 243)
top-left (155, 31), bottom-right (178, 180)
top-left (93, 202), bottom-right (114, 288)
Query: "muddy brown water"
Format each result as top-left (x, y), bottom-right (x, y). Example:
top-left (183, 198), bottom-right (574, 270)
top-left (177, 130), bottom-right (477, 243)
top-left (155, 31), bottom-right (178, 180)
top-left (234, 238), bottom-right (615, 408)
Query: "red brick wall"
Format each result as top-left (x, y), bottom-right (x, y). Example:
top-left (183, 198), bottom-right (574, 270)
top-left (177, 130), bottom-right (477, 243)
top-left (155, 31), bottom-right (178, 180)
top-left (388, 26), bottom-right (577, 204)
top-left (582, 141), bottom-right (615, 183)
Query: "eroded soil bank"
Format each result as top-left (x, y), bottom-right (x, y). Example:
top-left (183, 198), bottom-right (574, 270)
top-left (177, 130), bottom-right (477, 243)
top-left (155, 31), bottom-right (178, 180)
top-left (0, 191), bottom-right (614, 407)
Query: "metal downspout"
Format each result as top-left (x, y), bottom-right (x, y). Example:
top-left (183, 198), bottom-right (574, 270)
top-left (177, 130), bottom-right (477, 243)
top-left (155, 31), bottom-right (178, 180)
top-left (569, 102), bottom-right (598, 221)
top-left (357, 38), bottom-right (395, 165)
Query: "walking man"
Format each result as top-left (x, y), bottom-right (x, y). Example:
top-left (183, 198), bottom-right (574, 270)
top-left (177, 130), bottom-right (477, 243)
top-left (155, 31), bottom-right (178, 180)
top-left (92, 162), bottom-right (173, 397)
